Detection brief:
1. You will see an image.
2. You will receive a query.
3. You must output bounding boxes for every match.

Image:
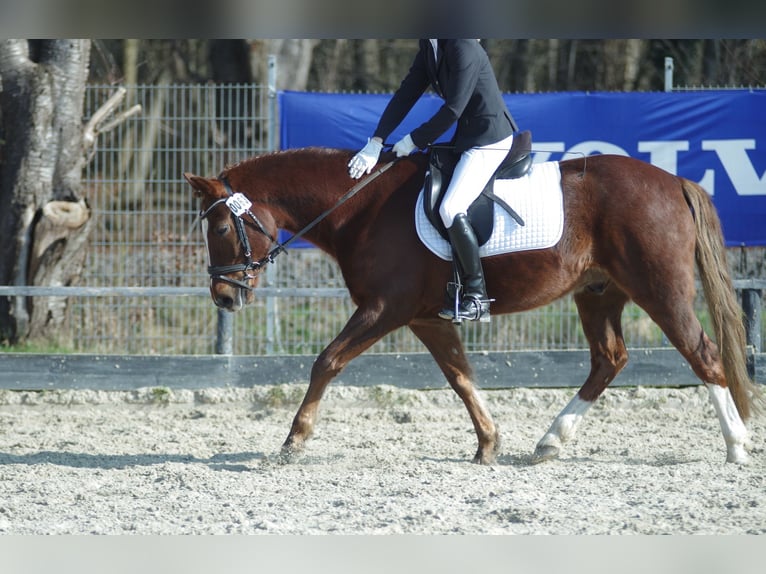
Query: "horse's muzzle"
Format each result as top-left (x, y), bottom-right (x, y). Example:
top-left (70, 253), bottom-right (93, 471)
top-left (210, 280), bottom-right (255, 311)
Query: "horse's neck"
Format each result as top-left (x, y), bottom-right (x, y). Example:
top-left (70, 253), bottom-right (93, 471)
top-left (241, 149), bottom-right (355, 246)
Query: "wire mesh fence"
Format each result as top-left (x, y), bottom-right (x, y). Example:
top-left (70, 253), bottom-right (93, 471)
top-left (56, 83), bottom-right (699, 356)
top-left (72, 83), bottom-right (265, 354)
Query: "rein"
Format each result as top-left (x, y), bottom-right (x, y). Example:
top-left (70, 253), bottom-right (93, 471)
top-left (199, 159), bottom-right (398, 290)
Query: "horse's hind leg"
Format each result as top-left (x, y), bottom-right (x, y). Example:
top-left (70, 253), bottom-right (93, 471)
top-left (533, 283), bottom-right (630, 463)
top-left (409, 318), bottom-right (499, 464)
top-left (635, 294), bottom-right (750, 464)
top-left (706, 380), bottom-right (750, 463)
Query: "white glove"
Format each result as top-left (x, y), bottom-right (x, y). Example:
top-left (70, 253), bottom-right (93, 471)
top-left (348, 138), bottom-right (383, 179)
top-left (392, 133), bottom-right (417, 157)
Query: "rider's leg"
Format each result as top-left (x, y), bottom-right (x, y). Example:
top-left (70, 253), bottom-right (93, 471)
top-left (440, 213), bottom-right (491, 322)
top-left (438, 134), bottom-right (513, 322)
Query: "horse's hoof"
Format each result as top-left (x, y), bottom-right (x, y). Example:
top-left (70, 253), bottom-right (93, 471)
top-left (472, 433), bottom-right (500, 465)
top-left (726, 446), bottom-right (750, 465)
top-left (472, 451), bottom-right (496, 465)
top-left (531, 444), bottom-right (560, 464)
top-left (277, 449), bottom-right (295, 464)
top-left (278, 441), bottom-right (304, 464)
top-left (278, 448), bottom-right (301, 465)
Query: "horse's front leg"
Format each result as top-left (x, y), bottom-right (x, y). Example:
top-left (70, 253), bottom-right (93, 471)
top-left (280, 304), bottom-right (397, 461)
top-left (409, 318), bottom-right (499, 464)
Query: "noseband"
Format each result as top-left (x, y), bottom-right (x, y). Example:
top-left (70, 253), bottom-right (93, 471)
top-left (199, 176), bottom-right (279, 290)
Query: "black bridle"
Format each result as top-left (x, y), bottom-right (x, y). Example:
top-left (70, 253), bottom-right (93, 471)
top-left (199, 160), bottom-right (397, 291)
top-left (199, 176), bottom-right (280, 290)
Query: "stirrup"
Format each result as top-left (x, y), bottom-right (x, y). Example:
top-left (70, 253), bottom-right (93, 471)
top-left (439, 294), bottom-right (493, 324)
top-left (459, 295), bottom-right (492, 323)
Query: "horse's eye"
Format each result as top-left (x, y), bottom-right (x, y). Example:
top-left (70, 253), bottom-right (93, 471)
top-left (215, 223), bottom-right (230, 236)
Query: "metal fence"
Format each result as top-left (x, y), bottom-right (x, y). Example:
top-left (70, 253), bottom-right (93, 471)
top-left (40, 81), bottom-right (720, 356)
top-left (73, 81), bottom-right (269, 355)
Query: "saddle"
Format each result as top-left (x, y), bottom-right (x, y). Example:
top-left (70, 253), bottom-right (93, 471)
top-left (423, 130), bottom-right (533, 245)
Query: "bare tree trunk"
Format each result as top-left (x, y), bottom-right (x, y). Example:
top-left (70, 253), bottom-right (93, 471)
top-left (600, 40), bottom-right (621, 89)
top-left (722, 39), bottom-right (749, 85)
top-left (318, 40), bottom-right (349, 91)
top-left (547, 39), bottom-right (559, 88)
top-left (252, 39), bottom-right (318, 91)
top-left (502, 39), bottom-right (529, 92)
top-left (208, 40), bottom-right (256, 150)
top-left (209, 39), bottom-right (252, 84)
top-left (524, 40), bottom-right (545, 92)
top-left (379, 40), bottom-right (418, 90)
top-left (307, 39), bottom-right (416, 93)
top-left (565, 40), bottom-right (579, 90)
top-left (360, 39), bottom-right (382, 91)
top-left (699, 40), bottom-right (717, 85)
top-left (623, 39), bottom-right (644, 91)
top-left (123, 39), bottom-right (139, 90)
top-left (117, 40), bottom-right (140, 179)
top-left (123, 74), bottom-right (169, 209)
top-left (0, 39), bottom-right (93, 344)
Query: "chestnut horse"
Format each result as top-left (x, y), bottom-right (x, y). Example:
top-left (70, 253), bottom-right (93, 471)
top-left (184, 147), bottom-right (763, 465)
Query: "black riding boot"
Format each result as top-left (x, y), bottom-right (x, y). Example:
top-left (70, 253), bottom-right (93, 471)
top-left (438, 213), bottom-right (491, 323)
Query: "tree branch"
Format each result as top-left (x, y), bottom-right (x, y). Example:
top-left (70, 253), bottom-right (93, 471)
top-left (0, 39), bottom-right (32, 79)
top-left (82, 86), bottom-right (142, 156)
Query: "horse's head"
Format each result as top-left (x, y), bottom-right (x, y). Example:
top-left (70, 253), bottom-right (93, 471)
top-left (184, 172), bottom-right (278, 312)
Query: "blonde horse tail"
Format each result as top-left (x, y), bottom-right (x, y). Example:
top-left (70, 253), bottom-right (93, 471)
top-left (681, 178), bottom-right (764, 420)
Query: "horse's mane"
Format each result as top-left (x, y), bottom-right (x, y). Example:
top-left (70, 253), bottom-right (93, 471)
top-left (219, 147), bottom-right (350, 179)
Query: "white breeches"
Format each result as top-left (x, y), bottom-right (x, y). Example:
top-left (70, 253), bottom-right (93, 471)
top-left (438, 133), bottom-right (514, 228)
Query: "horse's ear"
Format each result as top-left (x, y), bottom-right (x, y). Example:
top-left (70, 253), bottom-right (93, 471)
top-left (183, 172), bottom-right (215, 198)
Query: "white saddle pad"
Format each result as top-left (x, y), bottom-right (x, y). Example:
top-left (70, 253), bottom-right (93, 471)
top-left (415, 161), bottom-right (565, 261)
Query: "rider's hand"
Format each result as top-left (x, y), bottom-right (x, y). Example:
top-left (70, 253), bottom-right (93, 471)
top-left (392, 133), bottom-right (417, 157)
top-left (348, 138), bottom-right (383, 179)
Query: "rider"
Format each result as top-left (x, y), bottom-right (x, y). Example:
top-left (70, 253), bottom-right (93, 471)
top-left (348, 39), bottom-right (518, 322)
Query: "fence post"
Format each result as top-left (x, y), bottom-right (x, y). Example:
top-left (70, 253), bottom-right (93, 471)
top-left (265, 54), bottom-right (279, 354)
top-left (741, 288), bottom-right (762, 380)
top-left (664, 57), bottom-right (674, 92)
top-left (215, 308), bottom-right (234, 355)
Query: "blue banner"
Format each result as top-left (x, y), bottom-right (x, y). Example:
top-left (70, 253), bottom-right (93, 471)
top-left (279, 90), bottom-right (766, 246)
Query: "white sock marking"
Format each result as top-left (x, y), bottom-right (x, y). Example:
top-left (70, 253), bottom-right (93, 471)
top-left (706, 383), bottom-right (749, 463)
